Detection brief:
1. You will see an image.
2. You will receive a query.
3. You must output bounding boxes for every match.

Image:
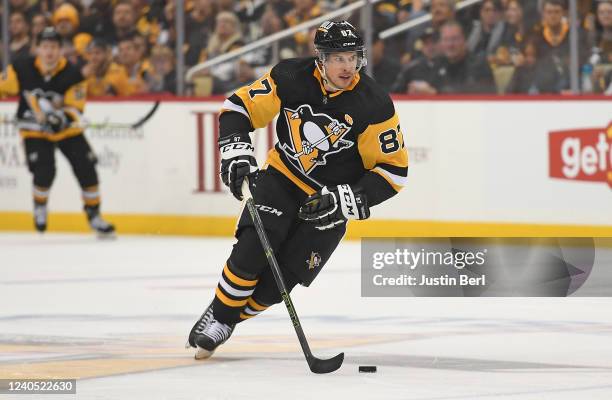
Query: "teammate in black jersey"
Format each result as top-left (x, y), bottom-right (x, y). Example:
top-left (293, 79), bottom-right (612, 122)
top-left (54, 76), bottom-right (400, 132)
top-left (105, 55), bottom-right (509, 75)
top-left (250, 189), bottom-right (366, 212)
top-left (187, 21), bottom-right (408, 359)
top-left (0, 28), bottom-right (115, 236)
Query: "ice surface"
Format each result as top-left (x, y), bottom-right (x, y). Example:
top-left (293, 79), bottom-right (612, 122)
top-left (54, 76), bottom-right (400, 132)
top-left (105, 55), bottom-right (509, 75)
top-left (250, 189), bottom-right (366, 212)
top-left (1, 233), bottom-right (612, 400)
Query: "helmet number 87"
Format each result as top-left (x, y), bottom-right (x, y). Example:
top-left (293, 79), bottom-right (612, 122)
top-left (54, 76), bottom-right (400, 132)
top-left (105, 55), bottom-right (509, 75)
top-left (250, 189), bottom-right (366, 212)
top-left (378, 125), bottom-right (402, 154)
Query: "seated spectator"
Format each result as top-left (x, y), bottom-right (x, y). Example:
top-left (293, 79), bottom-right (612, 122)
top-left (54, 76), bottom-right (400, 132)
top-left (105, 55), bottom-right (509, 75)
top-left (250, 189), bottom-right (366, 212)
top-left (185, 0), bottom-right (217, 66)
top-left (371, 36), bottom-right (402, 93)
top-left (530, 0), bottom-right (586, 62)
top-left (9, 0), bottom-right (40, 21)
top-left (392, 27), bottom-right (439, 93)
top-left (81, 39), bottom-right (135, 96)
top-left (193, 11), bottom-right (245, 94)
top-left (148, 45), bottom-right (177, 93)
top-left (506, 40), bottom-right (569, 93)
top-left (592, 0), bottom-right (612, 63)
top-left (415, 21), bottom-right (496, 94)
top-left (9, 12), bottom-right (31, 62)
top-left (80, 0), bottom-right (115, 40)
top-left (52, 3), bottom-right (93, 62)
top-left (497, 0), bottom-right (527, 53)
top-left (466, 0), bottom-right (504, 60)
top-left (283, 0), bottom-right (323, 57)
top-left (404, 0), bottom-right (456, 61)
top-left (30, 13), bottom-right (49, 40)
top-left (117, 35), bottom-right (151, 93)
top-left (109, 0), bottom-right (139, 48)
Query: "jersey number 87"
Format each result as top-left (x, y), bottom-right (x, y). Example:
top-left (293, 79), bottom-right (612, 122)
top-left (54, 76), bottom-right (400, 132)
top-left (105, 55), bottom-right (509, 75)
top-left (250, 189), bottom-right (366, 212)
top-left (378, 125), bottom-right (403, 154)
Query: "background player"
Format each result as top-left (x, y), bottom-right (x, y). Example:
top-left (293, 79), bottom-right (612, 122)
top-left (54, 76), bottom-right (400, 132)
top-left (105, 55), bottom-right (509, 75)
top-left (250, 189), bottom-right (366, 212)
top-left (187, 20), bottom-right (408, 359)
top-left (0, 27), bottom-right (115, 236)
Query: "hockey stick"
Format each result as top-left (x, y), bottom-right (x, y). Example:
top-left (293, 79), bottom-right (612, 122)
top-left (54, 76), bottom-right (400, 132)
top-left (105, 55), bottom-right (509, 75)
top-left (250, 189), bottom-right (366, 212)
top-left (0, 101), bottom-right (160, 130)
top-left (243, 177), bottom-right (344, 374)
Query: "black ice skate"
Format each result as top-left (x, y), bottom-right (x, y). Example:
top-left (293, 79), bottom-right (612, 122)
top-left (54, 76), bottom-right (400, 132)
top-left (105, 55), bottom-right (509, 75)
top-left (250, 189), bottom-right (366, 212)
top-left (84, 205), bottom-right (116, 238)
top-left (194, 318), bottom-right (235, 360)
top-left (33, 203), bottom-right (47, 233)
top-left (185, 302), bottom-right (214, 349)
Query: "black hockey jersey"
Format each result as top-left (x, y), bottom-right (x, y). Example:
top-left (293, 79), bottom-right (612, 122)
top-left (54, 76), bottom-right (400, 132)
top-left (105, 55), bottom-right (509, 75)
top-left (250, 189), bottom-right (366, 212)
top-left (0, 56), bottom-right (86, 142)
top-left (220, 57), bottom-right (408, 206)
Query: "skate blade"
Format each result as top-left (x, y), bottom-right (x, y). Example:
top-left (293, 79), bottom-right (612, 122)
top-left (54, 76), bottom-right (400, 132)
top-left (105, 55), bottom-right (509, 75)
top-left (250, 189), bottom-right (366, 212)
top-left (96, 231), bottom-right (117, 240)
top-left (194, 346), bottom-right (215, 360)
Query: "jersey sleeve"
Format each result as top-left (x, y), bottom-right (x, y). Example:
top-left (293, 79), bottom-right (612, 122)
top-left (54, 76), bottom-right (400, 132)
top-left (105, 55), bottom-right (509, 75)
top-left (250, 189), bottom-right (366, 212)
top-left (357, 106), bottom-right (409, 206)
top-left (63, 80), bottom-right (87, 124)
top-left (221, 70), bottom-right (281, 130)
top-left (0, 66), bottom-right (20, 97)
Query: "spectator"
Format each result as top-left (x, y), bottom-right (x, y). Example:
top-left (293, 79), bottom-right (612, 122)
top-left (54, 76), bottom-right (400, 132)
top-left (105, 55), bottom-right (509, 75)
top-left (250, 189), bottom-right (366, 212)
top-left (52, 3), bottom-right (93, 60)
top-left (133, 33), bottom-right (150, 63)
top-left (9, 12), bottom-right (31, 62)
top-left (506, 40), bottom-right (568, 93)
top-left (148, 44), bottom-right (177, 93)
top-left (592, 0), bottom-right (612, 63)
top-left (109, 0), bottom-right (138, 47)
top-left (9, 0), bottom-right (40, 21)
top-left (195, 11), bottom-right (244, 93)
top-left (80, 0), bottom-right (115, 41)
top-left (467, 0), bottom-right (505, 60)
top-left (405, 0), bottom-right (456, 60)
top-left (283, 0), bottom-right (323, 57)
top-left (371, 36), bottom-right (402, 93)
top-left (199, 11), bottom-right (244, 62)
top-left (117, 35), bottom-right (151, 93)
top-left (392, 27), bottom-right (439, 93)
top-left (425, 21), bottom-right (496, 93)
top-left (185, 0), bottom-right (217, 66)
top-left (498, 0), bottom-right (527, 52)
top-left (530, 0), bottom-right (573, 61)
top-left (81, 39), bottom-right (134, 96)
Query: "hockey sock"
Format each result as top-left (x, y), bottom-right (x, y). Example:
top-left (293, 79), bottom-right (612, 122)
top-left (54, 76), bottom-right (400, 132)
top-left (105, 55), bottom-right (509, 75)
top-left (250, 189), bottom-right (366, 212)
top-left (212, 262), bottom-right (259, 324)
top-left (82, 185), bottom-right (101, 207)
top-left (33, 186), bottom-right (50, 205)
top-left (239, 297), bottom-right (270, 321)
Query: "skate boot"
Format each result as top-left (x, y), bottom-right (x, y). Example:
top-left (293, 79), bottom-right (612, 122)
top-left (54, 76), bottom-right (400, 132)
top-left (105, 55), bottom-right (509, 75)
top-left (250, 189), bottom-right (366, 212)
top-left (33, 203), bottom-right (47, 233)
top-left (84, 205), bottom-right (116, 238)
top-left (194, 318), bottom-right (235, 360)
top-left (185, 301), bottom-right (214, 349)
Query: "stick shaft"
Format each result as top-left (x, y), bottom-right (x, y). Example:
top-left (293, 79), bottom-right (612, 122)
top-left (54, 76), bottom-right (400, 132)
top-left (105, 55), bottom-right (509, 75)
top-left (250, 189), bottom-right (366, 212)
top-left (244, 196), bottom-right (315, 361)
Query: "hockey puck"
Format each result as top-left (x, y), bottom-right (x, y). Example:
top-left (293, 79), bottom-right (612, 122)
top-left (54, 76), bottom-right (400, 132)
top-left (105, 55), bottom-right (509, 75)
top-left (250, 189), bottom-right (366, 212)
top-left (359, 365), bottom-right (377, 373)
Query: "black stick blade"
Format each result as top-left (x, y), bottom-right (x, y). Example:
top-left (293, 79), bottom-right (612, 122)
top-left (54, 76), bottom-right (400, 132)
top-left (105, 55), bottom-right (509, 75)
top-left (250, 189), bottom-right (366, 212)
top-left (131, 101), bottom-right (160, 129)
top-left (308, 352), bottom-right (344, 374)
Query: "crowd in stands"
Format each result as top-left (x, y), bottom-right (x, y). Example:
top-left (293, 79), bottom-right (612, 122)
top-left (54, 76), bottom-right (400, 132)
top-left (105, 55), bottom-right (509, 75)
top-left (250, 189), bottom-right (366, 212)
top-left (2, 0), bottom-right (611, 96)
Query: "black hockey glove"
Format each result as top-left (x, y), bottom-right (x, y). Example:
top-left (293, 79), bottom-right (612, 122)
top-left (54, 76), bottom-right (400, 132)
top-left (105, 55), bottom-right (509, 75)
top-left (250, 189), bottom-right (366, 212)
top-left (298, 184), bottom-right (370, 230)
top-left (219, 132), bottom-right (258, 201)
top-left (45, 110), bottom-right (69, 133)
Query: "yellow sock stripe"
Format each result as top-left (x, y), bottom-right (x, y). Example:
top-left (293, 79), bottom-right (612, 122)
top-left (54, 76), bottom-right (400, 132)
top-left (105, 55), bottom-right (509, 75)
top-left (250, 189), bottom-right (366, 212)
top-left (83, 198), bottom-right (101, 206)
top-left (239, 312), bottom-right (256, 320)
top-left (223, 264), bottom-right (258, 287)
top-left (247, 297), bottom-right (268, 311)
top-left (215, 287), bottom-right (248, 308)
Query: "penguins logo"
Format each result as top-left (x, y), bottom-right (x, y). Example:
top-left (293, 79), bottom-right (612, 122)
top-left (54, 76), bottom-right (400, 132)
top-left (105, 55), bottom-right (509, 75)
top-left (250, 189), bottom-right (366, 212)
top-left (280, 104), bottom-right (353, 174)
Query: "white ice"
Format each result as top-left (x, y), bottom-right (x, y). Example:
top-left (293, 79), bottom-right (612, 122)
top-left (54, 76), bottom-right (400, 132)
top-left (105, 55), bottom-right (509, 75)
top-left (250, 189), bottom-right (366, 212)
top-left (1, 233), bottom-right (612, 400)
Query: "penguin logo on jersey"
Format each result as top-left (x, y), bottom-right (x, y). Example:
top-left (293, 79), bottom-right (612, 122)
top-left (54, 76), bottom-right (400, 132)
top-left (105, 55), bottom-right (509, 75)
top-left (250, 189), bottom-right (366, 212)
top-left (280, 104), bottom-right (353, 174)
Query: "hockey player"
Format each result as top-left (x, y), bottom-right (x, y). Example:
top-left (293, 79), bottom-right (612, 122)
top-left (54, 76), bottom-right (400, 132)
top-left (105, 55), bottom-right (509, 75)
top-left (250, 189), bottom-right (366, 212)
top-left (0, 27), bottom-right (115, 236)
top-left (187, 21), bottom-right (408, 358)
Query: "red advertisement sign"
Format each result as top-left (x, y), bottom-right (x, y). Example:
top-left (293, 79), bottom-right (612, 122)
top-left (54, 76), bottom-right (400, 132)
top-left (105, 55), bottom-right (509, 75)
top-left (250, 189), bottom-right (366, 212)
top-left (549, 122), bottom-right (612, 188)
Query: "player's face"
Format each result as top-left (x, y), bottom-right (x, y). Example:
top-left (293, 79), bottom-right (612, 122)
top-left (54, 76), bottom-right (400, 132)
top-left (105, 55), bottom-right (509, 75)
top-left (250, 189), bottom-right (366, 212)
top-left (37, 40), bottom-right (62, 66)
top-left (323, 51), bottom-right (359, 89)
